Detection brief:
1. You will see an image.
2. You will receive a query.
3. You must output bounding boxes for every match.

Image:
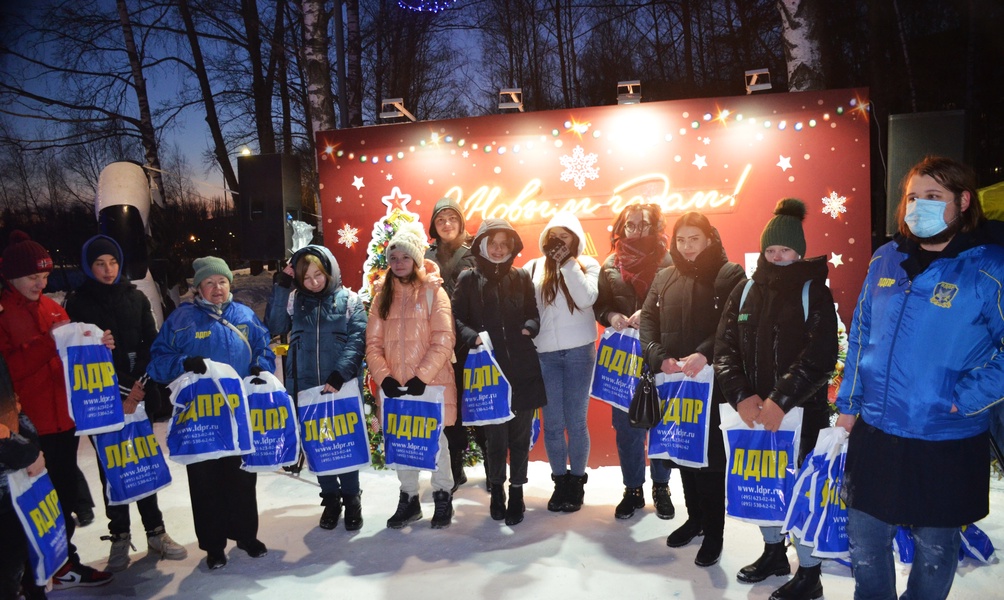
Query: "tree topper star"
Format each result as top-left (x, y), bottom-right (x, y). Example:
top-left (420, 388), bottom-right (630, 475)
top-left (381, 186), bottom-right (412, 213)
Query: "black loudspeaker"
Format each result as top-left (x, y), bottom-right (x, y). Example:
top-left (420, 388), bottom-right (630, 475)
top-left (886, 110), bottom-right (966, 236)
top-left (236, 154), bottom-right (302, 261)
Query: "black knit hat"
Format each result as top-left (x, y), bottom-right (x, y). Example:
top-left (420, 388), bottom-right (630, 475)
top-left (1, 230), bottom-right (53, 281)
top-left (760, 198), bottom-right (807, 257)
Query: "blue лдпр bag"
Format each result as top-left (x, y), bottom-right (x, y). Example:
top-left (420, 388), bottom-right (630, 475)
top-left (590, 327), bottom-right (643, 412)
top-left (382, 386), bottom-right (446, 471)
top-left (9, 469), bottom-right (69, 586)
top-left (165, 360), bottom-right (252, 465)
top-left (648, 365), bottom-right (714, 468)
top-left (52, 322), bottom-right (125, 435)
top-left (242, 371), bottom-right (300, 472)
top-left (460, 333), bottom-right (514, 426)
top-left (298, 380), bottom-right (370, 475)
top-left (93, 402), bottom-right (172, 505)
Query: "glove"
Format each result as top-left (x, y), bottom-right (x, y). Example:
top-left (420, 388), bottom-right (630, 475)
top-left (274, 270), bottom-right (294, 288)
top-left (249, 366), bottom-right (264, 376)
top-left (381, 377), bottom-right (405, 398)
top-left (542, 236), bottom-right (572, 265)
top-left (325, 372), bottom-right (345, 392)
top-left (183, 356), bottom-right (207, 375)
top-left (405, 376), bottom-right (426, 396)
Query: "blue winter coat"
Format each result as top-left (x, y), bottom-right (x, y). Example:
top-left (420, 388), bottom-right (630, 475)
top-left (265, 245), bottom-right (367, 393)
top-left (148, 299), bottom-right (276, 383)
top-left (836, 236), bottom-right (1004, 441)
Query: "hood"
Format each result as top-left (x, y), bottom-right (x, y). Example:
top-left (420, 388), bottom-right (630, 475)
top-left (538, 212), bottom-right (587, 257)
top-left (291, 244), bottom-right (342, 295)
top-left (472, 218), bottom-right (524, 259)
top-left (428, 197), bottom-right (466, 241)
top-left (81, 234), bottom-right (124, 284)
top-left (669, 226), bottom-right (728, 279)
top-left (753, 254), bottom-right (829, 289)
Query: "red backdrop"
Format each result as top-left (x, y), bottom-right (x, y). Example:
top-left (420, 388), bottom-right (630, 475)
top-left (316, 87), bottom-right (872, 468)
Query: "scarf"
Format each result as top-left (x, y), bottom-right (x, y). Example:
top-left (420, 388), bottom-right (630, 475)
top-left (615, 235), bottom-right (662, 300)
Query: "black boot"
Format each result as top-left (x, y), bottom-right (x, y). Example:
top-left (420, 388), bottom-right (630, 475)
top-left (737, 542), bottom-right (791, 583)
top-left (342, 492), bottom-right (363, 531)
top-left (319, 494), bottom-right (342, 530)
top-left (666, 519), bottom-right (704, 547)
top-left (652, 482), bottom-right (675, 520)
top-left (561, 473), bottom-right (588, 513)
top-left (614, 487), bottom-right (645, 519)
top-left (431, 490), bottom-right (454, 529)
top-left (547, 472), bottom-right (569, 512)
top-left (769, 565), bottom-right (823, 600)
top-left (484, 461), bottom-right (492, 493)
top-left (695, 536), bottom-right (723, 567)
top-left (490, 484), bottom-right (506, 520)
top-left (505, 485), bottom-right (525, 526)
top-left (387, 492), bottom-right (422, 529)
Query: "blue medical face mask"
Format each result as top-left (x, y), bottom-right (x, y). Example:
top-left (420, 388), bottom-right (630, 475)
top-left (904, 198), bottom-right (951, 238)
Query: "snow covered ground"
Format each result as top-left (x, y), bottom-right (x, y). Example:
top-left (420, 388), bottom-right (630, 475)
top-left (59, 421), bottom-right (1003, 600)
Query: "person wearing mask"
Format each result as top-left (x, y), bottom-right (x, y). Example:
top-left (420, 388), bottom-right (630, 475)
top-left (640, 211), bottom-right (746, 566)
top-left (836, 156), bottom-right (1004, 600)
top-left (595, 204), bottom-right (676, 521)
top-left (714, 199), bottom-right (837, 600)
top-left (526, 213), bottom-right (600, 513)
top-left (266, 245), bottom-right (367, 531)
top-left (452, 219), bottom-right (546, 526)
top-left (367, 222), bottom-right (458, 529)
top-left (424, 197), bottom-right (483, 491)
top-left (0, 230), bottom-right (114, 589)
top-left (63, 235), bottom-right (187, 571)
top-left (148, 256), bottom-right (275, 571)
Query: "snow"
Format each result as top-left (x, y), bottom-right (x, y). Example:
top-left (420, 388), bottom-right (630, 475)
top-left (61, 422), bottom-right (1003, 599)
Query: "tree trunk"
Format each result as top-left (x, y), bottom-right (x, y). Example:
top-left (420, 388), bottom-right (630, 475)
top-left (345, 0), bottom-right (363, 127)
top-left (777, 0), bottom-right (825, 91)
top-left (301, 0), bottom-right (337, 134)
top-left (241, 0), bottom-right (277, 152)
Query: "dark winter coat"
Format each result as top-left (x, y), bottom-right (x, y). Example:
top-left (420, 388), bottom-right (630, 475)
top-left (64, 278), bottom-right (159, 401)
top-left (451, 219), bottom-right (546, 411)
top-left (265, 245), bottom-right (367, 394)
top-left (0, 413), bottom-right (41, 514)
top-left (594, 250), bottom-right (673, 327)
top-left (424, 238), bottom-right (476, 299)
top-left (714, 255), bottom-right (838, 464)
top-left (639, 234), bottom-right (746, 471)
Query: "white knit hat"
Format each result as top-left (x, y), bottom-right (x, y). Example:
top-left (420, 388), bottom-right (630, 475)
top-left (386, 221), bottom-right (428, 266)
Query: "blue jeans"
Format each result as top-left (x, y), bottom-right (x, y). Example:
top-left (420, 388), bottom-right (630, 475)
top-left (611, 407), bottom-right (671, 487)
top-left (847, 508), bottom-right (960, 600)
top-left (760, 526), bottom-right (820, 568)
top-left (318, 470), bottom-right (360, 497)
top-left (539, 343), bottom-right (595, 477)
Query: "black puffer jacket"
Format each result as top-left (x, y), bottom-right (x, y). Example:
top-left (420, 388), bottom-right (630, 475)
top-left (714, 255), bottom-right (838, 463)
top-left (640, 233), bottom-right (746, 471)
top-left (451, 219), bottom-right (546, 411)
top-left (64, 278), bottom-right (158, 400)
top-left (425, 238), bottom-right (477, 299)
top-left (594, 250), bottom-right (673, 327)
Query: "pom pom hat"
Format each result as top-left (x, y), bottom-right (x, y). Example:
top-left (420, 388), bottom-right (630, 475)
top-left (760, 198), bottom-right (807, 257)
top-left (1, 230), bottom-right (53, 281)
top-left (387, 221), bottom-right (429, 266)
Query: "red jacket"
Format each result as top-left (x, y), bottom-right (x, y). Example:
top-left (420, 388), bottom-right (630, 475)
top-left (0, 288), bottom-right (73, 435)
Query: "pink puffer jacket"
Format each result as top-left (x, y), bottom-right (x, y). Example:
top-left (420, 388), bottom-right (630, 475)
top-left (365, 277), bottom-right (457, 425)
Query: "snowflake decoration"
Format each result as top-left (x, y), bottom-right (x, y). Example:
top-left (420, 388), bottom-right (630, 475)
top-left (559, 145), bottom-right (599, 190)
top-left (337, 224), bottom-right (359, 248)
top-left (822, 191), bottom-right (847, 219)
top-left (335, 195), bottom-right (343, 203)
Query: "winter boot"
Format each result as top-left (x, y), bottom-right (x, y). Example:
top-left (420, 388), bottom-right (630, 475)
top-left (666, 519), bottom-right (704, 547)
top-left (695, 536), bottom-right (724, 567)
top-left (614, 487), bottom-right (645, 519)
top-left (769, 565), bottom-right (823, 600)
top-left (146, 526), bottom-right (188, 560)
top-left (737, 542), bottom-right (791, 583)
top-left (236, 539), bottom-right (268, 558)
top-left (100, 533), bottom-right (134, 572)
top-left (652, 481), bottom-right (675, 520)
top-left (505, 485), bottom-right (525, 526)
top-left (561, 472), bottom-right (588, 512)
top-left (431, 490), bottom-right (454, 529)
top-left (319, 494), bottom-right (342, 530)
top-left (343, 493), bottom-right (363, 531)
top-left (547, 472), bottom-right (570, 512)
top-left (490, 484), bottom-right (506, 520)
top-left (387, 491), bottom-right (422, 529)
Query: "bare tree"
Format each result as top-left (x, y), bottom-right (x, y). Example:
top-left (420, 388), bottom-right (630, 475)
top-left (777, 0), bottom-right (825, 91)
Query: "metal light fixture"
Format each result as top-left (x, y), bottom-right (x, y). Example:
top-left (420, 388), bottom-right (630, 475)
top-left (617, 80), bottom-right (642, 105)
top-left (499, 88), bottom-right (523, 112)
top-left (379, 98), bottom-right (416, 122)
top-left (745, 69), bottom-right (771, 94)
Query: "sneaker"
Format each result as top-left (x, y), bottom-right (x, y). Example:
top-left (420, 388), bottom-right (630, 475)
top-left (52, 562), bottom-right (114, 589)
top-left (147, 527), bottom-right (188, 560)
top-left (206, 551), bottom-right (227, 570)
top-left (99, 533), bottom-right (134, 572)
top-left (236, 539), bottom-right (268, 558)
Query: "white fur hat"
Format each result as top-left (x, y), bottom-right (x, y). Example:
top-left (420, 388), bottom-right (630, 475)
top-left (386, 221), bottom-right (429, 266)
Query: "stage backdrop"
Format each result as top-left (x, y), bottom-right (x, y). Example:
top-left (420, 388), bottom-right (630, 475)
top-left (316, 88), bottom-right (872, 467)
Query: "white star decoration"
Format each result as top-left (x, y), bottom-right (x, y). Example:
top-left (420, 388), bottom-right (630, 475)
top-left (829, 253), bottom-right (844, 268)
top-left (351, 176), bottom-right (364, 190)
top-left (777, 155), bottom-right (792, 171)
top-left (822, 191), bottom-right (848, 219)
top-left (386, 174), bottom-right (393, 181)
top-left (692, 154), bottom-right (707, 170)
top-left (335, 196), bottom-right (343, 203)
top-left (381, 186), bottom-right (412, 213)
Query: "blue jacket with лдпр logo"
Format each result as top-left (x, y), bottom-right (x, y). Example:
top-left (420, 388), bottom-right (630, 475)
top-left (836, 234), bottom-right (1004, 441)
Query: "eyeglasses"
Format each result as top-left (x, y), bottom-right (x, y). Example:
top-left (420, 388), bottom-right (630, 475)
top-left (624, 222), bottom-right (651, 234)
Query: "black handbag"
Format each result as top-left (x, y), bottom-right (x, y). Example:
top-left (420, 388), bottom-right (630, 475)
top-left (629, 344), bottom-right (661, 429)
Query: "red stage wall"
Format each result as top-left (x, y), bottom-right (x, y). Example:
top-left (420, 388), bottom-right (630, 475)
top-left (316, 88), bottom-right (872, 468)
